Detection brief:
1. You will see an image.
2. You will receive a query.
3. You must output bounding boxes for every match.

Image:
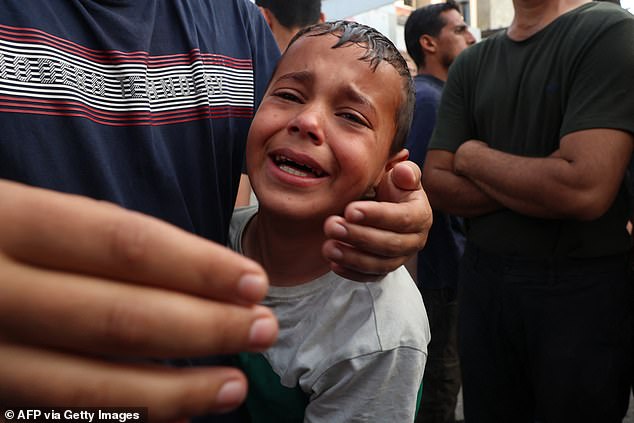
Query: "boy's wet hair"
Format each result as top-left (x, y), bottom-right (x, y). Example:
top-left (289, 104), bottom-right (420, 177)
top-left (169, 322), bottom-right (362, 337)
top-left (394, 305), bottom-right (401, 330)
top-left (288, 20), bottom-right (414, 155)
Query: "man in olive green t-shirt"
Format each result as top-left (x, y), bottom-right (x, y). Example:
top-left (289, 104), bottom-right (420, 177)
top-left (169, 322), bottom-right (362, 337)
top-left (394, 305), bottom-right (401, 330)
top-left (423, 0), bottom-right (634, 421)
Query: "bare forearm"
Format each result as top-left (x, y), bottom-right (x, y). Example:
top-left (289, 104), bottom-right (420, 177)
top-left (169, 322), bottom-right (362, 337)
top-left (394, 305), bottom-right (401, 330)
top-left (423, 149), bottom-right (501, 217)
top-left (423, 165), bottom-right (501, 217)
top-left (454, 142), bottom-right (573, 218)
top-left (455, 131), bottom-right (633, 220)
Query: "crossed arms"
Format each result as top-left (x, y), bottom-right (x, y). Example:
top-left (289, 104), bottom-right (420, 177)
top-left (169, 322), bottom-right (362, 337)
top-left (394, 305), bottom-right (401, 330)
top-left (423, 128), bottom-right (634, 221)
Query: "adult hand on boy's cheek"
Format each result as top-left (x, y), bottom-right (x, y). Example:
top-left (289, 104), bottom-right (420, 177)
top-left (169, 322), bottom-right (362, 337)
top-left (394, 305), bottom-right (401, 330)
top-left (0, 180), bottom-right (278, 422)
top-left (323, 161), bottom-right (432, 282)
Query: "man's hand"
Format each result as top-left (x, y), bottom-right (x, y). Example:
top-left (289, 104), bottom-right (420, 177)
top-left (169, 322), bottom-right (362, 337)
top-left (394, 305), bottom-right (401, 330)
top-left (323, 161), bottom-right (432, 281)
top-left (0, 180), bottom-right (278, 422)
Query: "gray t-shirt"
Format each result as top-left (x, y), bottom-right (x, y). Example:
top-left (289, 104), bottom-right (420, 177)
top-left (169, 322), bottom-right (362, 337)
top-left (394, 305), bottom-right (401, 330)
top-left (229, 206), bottom-right (430, 423)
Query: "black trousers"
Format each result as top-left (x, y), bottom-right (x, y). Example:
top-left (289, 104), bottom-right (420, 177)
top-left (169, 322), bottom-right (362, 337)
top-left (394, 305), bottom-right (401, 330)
top-left (459, 244), bottom-right (632, 423)
top-left (416, 287), bottom-right (461, 423)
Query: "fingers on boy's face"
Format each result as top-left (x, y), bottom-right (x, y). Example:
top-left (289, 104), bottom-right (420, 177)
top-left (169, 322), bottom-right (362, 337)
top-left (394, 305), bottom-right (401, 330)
top-left (246, 34), bottom-right (403, 219)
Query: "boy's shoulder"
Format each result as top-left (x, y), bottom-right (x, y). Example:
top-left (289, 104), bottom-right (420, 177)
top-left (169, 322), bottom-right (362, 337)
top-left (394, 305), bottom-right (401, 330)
top-left (363, 267), bottom-right (429, 351)
top-left (266, 267), bottom-right (428, 366)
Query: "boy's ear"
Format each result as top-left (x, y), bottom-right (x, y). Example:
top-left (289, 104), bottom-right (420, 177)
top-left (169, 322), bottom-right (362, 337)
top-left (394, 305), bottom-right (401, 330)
top-left (385, 148), bottom-right (409, 172)
top-left (365, 149), bottom-right (410, 199)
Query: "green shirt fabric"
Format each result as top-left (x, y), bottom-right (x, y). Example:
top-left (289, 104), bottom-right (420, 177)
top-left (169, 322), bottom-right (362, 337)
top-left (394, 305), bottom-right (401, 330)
top-left (429, 2), bottom-right (634, 257)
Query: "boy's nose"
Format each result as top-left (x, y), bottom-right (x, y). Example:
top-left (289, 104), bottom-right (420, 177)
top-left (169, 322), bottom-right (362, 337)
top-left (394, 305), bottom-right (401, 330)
top-left (287, 108), bottom-right (325, 145)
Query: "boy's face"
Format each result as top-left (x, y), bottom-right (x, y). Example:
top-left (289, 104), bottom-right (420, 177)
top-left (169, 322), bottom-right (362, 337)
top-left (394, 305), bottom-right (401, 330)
top-left (246, 33), bottom-right (404, 221)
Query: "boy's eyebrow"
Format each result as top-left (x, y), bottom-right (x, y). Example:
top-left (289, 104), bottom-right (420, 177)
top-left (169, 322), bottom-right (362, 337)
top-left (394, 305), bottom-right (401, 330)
top-left (341, 86), bottom-right (377, 118)
top-left (275, 70), bottom-right (314, 85)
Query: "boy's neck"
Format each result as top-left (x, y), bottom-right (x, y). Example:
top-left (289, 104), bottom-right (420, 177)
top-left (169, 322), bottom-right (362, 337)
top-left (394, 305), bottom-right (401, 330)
top-left (242, 209), bottom-right (332, 287)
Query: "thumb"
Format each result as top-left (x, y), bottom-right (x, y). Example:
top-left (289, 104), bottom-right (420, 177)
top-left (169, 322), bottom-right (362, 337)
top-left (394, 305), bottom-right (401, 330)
top-left (375, 161), bottom-right (422, 202)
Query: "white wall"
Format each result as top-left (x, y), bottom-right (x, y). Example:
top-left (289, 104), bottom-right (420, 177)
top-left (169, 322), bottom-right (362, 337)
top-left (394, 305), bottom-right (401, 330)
top-left (322, 0), bottom-right (394, 20)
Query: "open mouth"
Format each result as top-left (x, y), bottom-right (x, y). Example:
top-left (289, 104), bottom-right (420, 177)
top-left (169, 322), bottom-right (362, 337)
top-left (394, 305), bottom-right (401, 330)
top-left (273, 154), bottom-right (327, 178)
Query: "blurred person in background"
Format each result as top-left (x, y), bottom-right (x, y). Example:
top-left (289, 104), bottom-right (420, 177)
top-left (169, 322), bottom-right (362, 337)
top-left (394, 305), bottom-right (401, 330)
top-left (404, 3), bottom-right (475, 422)
top-left (255, 0), bottom-right (325, 52)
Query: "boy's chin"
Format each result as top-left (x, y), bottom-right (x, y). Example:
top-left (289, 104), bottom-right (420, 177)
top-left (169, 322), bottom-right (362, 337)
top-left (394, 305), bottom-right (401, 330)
top-left (256, 196), bottom-right (345, 222)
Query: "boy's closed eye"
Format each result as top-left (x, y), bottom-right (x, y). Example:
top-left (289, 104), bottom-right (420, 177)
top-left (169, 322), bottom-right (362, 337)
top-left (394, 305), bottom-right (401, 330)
top-left (337, 111), bottom-right (370, 128)
top-left (273, 90), bottom-right (304, 103)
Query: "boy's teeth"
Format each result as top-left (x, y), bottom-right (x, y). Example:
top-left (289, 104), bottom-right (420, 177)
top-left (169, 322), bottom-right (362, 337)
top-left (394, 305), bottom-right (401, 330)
top-left (279, 164), bottom-right (311, 177)
top-left (274, 154), bottom-right (324, 177)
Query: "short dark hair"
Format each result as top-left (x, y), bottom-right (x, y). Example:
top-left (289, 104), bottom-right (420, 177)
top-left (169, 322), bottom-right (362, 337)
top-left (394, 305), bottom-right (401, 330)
top-left (255, 0), bottom-right (322, 29)
top-left (288, 21), bottom-right (415, 155)
top-left (405, 0), bottom-right (461, 69)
